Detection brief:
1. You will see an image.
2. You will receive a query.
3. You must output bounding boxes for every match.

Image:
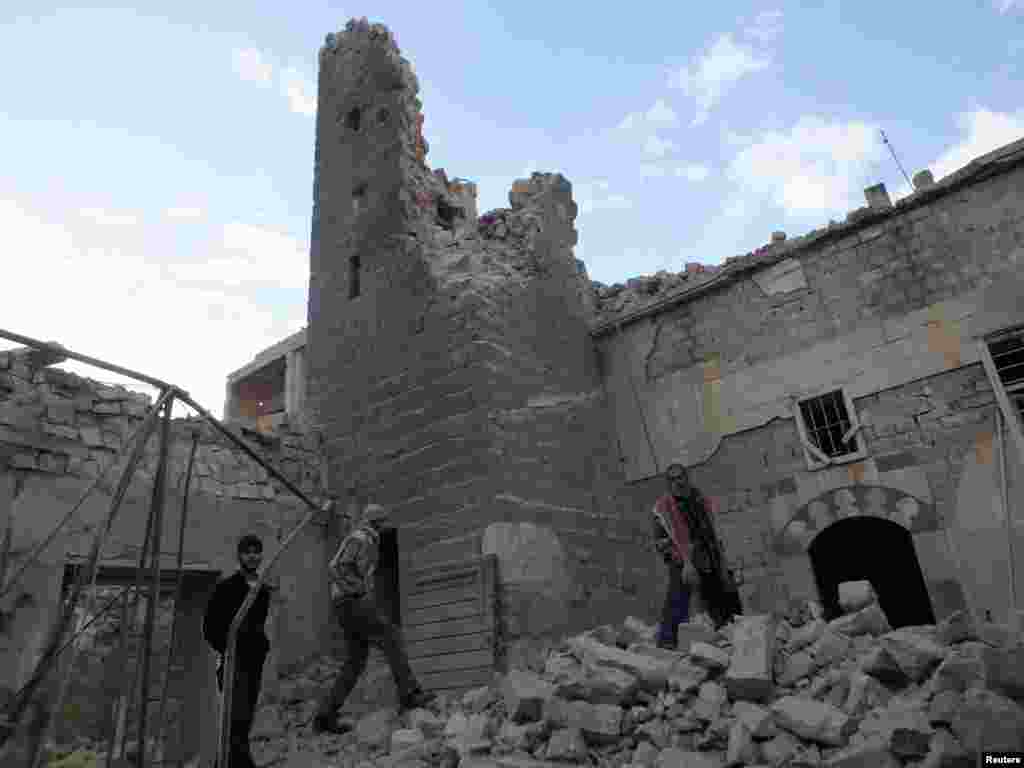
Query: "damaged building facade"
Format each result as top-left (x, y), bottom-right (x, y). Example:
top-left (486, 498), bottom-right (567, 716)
top-left (1, 16), bottom-right (1023, 762)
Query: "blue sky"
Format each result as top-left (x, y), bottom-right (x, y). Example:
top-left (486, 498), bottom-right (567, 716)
top-left (1, 1), bottom-right (1022, 417)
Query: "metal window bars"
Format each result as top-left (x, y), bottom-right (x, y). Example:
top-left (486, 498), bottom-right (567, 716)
top-left (0, 329), bottom-right (330, 768)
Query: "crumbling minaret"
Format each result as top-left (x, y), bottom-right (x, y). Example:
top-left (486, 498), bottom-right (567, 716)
top-left (307, 20), bottom-right (636, 650)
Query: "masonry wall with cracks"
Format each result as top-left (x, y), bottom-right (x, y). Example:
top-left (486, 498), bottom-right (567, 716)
top-left (305, 21), bottom-right (652, 699)
top-left (0, 345), bottom-right (332, 747)
top-left (594, 149), bottom-right (1024, 633)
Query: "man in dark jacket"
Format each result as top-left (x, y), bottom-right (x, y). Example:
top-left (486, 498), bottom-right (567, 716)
top-left (203, 534), bottom-right (272, 768)
top-left (312, 504), bottom-right (435, 735)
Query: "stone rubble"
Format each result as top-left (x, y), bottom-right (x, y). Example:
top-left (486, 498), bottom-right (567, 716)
top-left (38, 592), bottom-right (1023, 768)
top-left (206, 593), bottom-right (1024, 768)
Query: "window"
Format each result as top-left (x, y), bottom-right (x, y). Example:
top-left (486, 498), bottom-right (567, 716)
top-left (349, 254), bottom-right (361, 299)
top-left (794, 388), bottom-right (867, 469)
top-left (986, 330), bottom-right (1024, 426)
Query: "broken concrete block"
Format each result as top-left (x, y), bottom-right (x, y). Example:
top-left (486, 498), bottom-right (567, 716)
top-left (935, 610), bottom-right (977, 646)
top-left (725, 721), bottom-right (757, 765)
top-left (770, 696), bottom-right (855, 747)
top-left (543, 697), bottom-right (623, 738)
top-left (632, 741), bottom-right (659, 768)
top-left (951, 688), bottom-right (1024, 753)
top-left (777, 650), bottom-right (815, 686)
top-left (829, 603), bottom-right (890, 637)
top-left (812, 630), bottom-right (852, 667)
top-left (889, 727), bottom-right (932, 759)
top-left (464, 686), bottom-right (501, 713)
top-left (723, 614), bottom-right (775, 703)
top-left (822, 741), bottom-right (900, 768)
top-left (653, 748), bottom-right (723, 768)
top-left (860, 647), bottom-right (909, 686)
top-left (691, 682), bottom-right (727, 722)
top-left (356, 708), bottom-right (396, 750)
top-left (544, 728), bottom-right (587, 762)
top-left (921, 729), bottom-right (972, 768)
top-left (880, 630), bottom-right (945, 682)
top-left (675, 622), bottom-right (717, 654)
top-left (981, 644), bottom-right (1024, 700)
top-left (568, 636), bottom-right (676, 691)
top-left (553, 664), bottom-right (638, 705)
top-left (731, 701), bottom-right (777, 740)
top-left (667, 662), bottom-right (708, 694)
top-left (837, 581), bottom-right (876, 614)
top-left (932, 644), bottom-right (985, 694)
top-left (391, 729), bottom-right (426, 752)
top-left (689, 642), bottom-right (729, 671)
top-left (504, 670), bottom-right (556, 723)
top-left (787, 618), bottom-right (826, 653)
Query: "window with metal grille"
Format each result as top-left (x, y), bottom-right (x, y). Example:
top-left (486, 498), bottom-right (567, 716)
top-left (794, 388), bottom-right (866, 468)
top-left (987, 331), bottom-right (1024, 425)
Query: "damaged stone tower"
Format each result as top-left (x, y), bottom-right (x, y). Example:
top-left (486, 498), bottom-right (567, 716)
top-left (306, 20), bottom-right (639, 643)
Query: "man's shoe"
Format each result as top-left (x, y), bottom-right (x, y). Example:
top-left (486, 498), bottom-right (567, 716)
top-left (400, 689), bottom-right (437, 711)
top-left (312, 713), bottom-right (352, 735)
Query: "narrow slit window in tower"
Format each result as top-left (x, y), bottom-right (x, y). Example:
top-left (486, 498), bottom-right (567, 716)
top-left (349, 254), bottom-right (361, 299)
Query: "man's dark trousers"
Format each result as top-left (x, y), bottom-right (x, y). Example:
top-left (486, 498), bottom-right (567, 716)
top-left (320, 597), bottom-right (417, 714)
top-left (216, 646), bottom-right (266, 768)
top-left (657, 562), bottom-right (692, 648)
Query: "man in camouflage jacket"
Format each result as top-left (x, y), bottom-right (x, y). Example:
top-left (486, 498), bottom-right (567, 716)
top-left (313, 504), bottom-right (435, 734)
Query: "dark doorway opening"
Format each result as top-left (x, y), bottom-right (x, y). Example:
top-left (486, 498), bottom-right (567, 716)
top-left (808, 516), bottom-right (935, 628)
top-left (375, 529), bottom-right (401, 627)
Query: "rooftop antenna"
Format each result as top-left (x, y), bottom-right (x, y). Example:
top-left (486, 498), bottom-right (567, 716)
top-left (880, 129), bottom-right (914, 189)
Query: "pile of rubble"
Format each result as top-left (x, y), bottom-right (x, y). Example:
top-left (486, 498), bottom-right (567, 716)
top-left (240, 581), bottom-right (1024, 768)
top-left (589, 265), bottom-right (724, 326)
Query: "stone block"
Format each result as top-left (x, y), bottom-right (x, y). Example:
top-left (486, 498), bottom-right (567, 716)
top-left (632, 741), bottom-right (659, 768)
top-left (935, 610), bottom-right (977, 645)
top-left (828, 603), bottom-right (890, 637)
top-left (553, 663), bottom-right (638, 705)
top-left (653, 749), bottom-right (723, 768)
top-left (542, 698), bottom-right (623, 738)
top-left (837, 581), bottom-right (875, 614)
top-left (726, 721), bottom-right (757, 765)
top-left (777, 650), bottom-right (815, 686)
top-left (889, 727), bottom-right (931, 759)
top-left (786, 618), bottom-right (826, 652)
top-left (822, 742), bottom-right (899, 768)
top-left (392, 729), bottom-right (426, 752)
top-left (860, 647), bottom-right (908, 685)
top-left (812, 630), bottom-right (852, 667)
top-left (951, 688), bottom-right (1024, 753)
top-left (568, 636), bottom-right (676, 691)
top-left (770, 696), bottom-right (854, 747)
top-left (544, 728), bottom-right (587, 762)
top-left (356, 708), bottom-right (396, 750)
top-left (731, 701), bottom-right (777, 740)
top-left (921, 729), bottom-right (971, 768)
top-left (667, 662), bottom-right (708, 694)
top-left (932, 644), bottom-right (985, 694)
top-left (691, 682), bottom-right (727, 722)
top-left (981, 645), bottom-right (1024, 700)
top-left (879, 629), bottom-right (945, 682)
top-left (675, 622), bottom-right (716, 654)
top-left (503, 670), bottom-right (555, 723)
top-left (689, 642), bottom-right (729, 671)
top-left (723, 614), bottom-right (775, 702)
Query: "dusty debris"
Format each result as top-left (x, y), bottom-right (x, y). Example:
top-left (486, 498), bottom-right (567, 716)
top-left (236, 604), bottom-right (1022, 768)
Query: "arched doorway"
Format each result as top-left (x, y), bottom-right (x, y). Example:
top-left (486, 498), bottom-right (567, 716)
top-left (808, 516), bottom-right (935, 627)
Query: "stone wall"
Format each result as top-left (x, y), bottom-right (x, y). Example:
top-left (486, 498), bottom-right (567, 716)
top-left (0, 347), bottom-right (329, 759)
top-left (306, 21), bottom-right (646, 663)
top-left (596, 153), bottom-right (1024, 628)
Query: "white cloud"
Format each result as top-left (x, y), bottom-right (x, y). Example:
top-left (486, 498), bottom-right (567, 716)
top-left (165, 222), bottom-right (308, 290)
top-left (232, 48), bottom-right (274, 86)
top-left (281, 68), bottom-right (316, 117)
top-left (677, 164), bottom-right (711, 182)
top-left (645, 99), bottom-right (679, 126)
top-left (0, 198), bottom-right (304, 419)
top-left (575, 180), bottom-right (633, 215)
top-left (639, 164), bottom-right (669, 179)
top-left (78, 207), bottom-right (139, 228)
top-left (892, 107), bottom-right (1024, 200)
top-left (165, 206), bottom-right (204, 220)
top-left (995, 0), bottom-right (1022, 12)
top-left (643, 135), bottom-right (678, 158)
top-left (669, 14), bottom-right (781, 126)
top-left (726, 115), bottom-right (883, 214)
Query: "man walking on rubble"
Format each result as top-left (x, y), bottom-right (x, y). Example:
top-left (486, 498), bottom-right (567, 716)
top-left (203, 534), bottom-right (273, 768)
top-left (312, 503), bottom-right (436, 735)
top-left (652, 463), bottom-right (742, 646)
